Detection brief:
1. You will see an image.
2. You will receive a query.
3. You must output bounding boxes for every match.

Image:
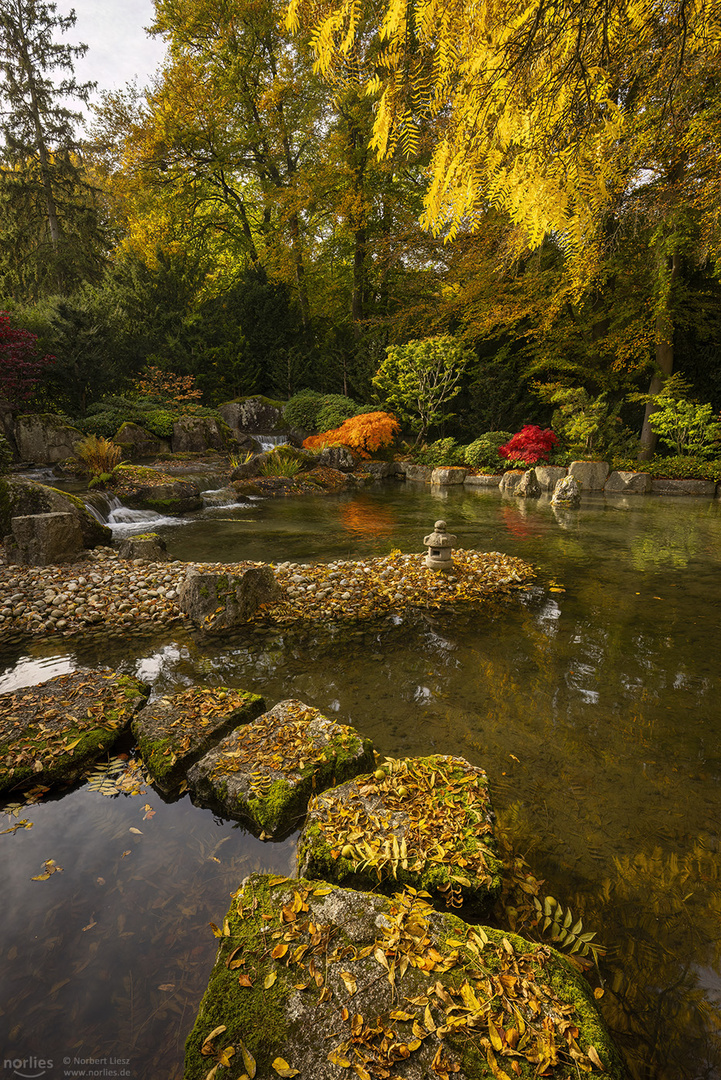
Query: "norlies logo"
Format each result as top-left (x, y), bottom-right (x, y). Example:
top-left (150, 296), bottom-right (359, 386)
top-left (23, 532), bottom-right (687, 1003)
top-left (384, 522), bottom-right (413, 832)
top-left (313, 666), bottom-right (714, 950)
top-left (3, 1059), bottom-right (53, 1079)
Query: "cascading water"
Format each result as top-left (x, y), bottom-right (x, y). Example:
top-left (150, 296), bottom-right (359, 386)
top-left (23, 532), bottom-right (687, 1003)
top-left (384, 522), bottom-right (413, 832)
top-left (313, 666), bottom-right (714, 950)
top-left (81, 489), bottom-right (184, 537)
top-left (256, 433), bottom-right (289, 452)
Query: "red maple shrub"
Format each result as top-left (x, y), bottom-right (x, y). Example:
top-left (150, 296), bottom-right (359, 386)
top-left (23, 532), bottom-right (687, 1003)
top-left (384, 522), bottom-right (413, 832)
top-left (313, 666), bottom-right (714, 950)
top-left (499, 425), bottom-right (558, 464)
top-left (0, 313), bottom-right (54, 408)
top-left (303, 411), bottom-right (400, 459)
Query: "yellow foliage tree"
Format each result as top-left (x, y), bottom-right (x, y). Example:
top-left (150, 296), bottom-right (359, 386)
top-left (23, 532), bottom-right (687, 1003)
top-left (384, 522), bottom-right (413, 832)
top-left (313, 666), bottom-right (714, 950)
top-left (304, 410), bottom-right (400, 457)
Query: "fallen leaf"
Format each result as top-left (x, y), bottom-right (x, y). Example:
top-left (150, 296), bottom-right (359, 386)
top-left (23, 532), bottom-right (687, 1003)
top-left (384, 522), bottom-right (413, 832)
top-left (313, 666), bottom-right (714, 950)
top-left (264, 971), bottom-right (278, 989)
top-left (271, 1058), bottom-right (299, 1077)
top-left (588, 1047), bottom-right (605, 1070)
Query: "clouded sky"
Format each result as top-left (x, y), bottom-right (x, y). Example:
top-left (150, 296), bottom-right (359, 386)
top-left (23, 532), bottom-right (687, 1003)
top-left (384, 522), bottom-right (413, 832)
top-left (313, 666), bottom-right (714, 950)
top-left (56, 0), bottom-right (167, 101)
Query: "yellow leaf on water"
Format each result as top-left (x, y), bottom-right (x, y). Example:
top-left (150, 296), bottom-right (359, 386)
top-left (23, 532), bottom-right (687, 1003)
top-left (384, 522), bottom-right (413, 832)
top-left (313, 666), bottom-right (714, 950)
top-left (129, 827), bottom-right (142, 835)
top-left (31, 872), bottom-right (52, 881)
top-left (271, 1057), bottom-right (300, 1077)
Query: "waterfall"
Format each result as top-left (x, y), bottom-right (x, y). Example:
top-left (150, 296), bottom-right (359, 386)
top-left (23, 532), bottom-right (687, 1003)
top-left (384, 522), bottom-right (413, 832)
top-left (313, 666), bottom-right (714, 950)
top-left (257, 433), bottom-right (289, 452)
top-left (80, 490), bottom-right (183, 536)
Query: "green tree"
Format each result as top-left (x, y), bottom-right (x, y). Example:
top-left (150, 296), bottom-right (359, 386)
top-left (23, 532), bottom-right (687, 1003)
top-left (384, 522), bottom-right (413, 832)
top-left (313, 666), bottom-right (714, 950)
top-left (0, 0), bottom-right (106, 299)
top-left (373, 335), bottom-right (471, 443)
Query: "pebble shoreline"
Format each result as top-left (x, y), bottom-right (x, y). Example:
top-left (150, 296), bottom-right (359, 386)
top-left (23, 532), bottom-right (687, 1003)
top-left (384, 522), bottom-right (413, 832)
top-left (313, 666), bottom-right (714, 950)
top-left (0, 546), bottom-right (534, 638)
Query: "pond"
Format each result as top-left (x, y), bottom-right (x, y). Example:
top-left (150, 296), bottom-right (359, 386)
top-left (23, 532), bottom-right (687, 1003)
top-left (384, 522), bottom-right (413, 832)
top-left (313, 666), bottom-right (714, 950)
top-left (1, 483), bottom-right (720, 1079)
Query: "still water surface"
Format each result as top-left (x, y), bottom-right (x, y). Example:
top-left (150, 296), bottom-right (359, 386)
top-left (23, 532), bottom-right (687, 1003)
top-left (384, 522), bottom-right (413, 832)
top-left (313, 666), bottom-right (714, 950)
top-left (1, 484), bottom-right (720, 1078)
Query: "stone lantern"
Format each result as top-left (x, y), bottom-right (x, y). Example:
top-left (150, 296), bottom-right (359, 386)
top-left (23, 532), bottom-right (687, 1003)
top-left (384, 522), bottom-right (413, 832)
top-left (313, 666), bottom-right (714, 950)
top-left (423, 519), bottom-right (456, 571)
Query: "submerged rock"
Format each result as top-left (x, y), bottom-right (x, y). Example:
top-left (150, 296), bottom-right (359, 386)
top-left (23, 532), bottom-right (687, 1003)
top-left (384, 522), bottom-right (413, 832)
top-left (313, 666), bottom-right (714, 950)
top-left (132, 686), bottom-right (265, 793)
top-left (187, 699), bottom-right (375, 836)
top-left (298, 754), bottom-right (502, 916)
top-left (0, 669), bottom-right (149, 795)
top-left (183, 874), bottom-right (628, 1080)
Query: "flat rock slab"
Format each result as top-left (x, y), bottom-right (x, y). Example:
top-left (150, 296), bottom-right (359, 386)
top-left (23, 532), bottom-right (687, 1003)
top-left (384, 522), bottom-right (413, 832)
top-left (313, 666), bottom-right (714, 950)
top-left (132, 686), bottom-right (265, 793)
top-left (187, 699), bottom-right (375, 837)
top-left (0, 669), bottom-right (149, 795)
top-left (183, 874), bottom-right (627, 1080)
top-left (604, 471), bottom-right (652, 494)
top-left (650, 477), bottom-right (717, 497)
top-left (464, 473), bottom-right (503, 487)
top-left (298, 754), bottom-right (502, 916)
top-left (431, 466), bottom-right (467, 485)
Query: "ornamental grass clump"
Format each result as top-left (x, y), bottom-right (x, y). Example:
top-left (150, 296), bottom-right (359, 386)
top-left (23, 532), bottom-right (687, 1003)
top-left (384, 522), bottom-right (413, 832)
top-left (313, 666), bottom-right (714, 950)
top-left (75, 434), bottom-right (122, 477)
top-left (259, 448), bottom-right (303, 477)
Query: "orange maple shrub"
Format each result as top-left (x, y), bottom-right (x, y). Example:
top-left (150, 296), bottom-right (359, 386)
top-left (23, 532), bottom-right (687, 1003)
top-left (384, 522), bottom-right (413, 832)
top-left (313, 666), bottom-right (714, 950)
top-left (303, 411), bottom-right (400, 459)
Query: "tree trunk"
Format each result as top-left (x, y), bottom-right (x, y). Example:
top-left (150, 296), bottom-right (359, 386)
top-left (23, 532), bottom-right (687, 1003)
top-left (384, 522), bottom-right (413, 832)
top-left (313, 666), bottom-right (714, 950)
top-left (638, 250), bottom-right (679, 460)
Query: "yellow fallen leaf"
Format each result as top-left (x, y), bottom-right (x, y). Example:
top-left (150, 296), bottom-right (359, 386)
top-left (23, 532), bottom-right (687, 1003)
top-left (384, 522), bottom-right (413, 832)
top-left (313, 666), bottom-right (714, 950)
top-left (272, 943), bottom-right (289, 959)
top-left (201, 1026), bottom-right (227, 1056)
top-left (264, 971), bottom-right (278, 989)
top-left (271, 1058), bottom-right (299, 1077)
top-left (239, 1039), bottom-right (256, 1078)
top-left (339, 971), bottom-right (357, 995)
top-left (587, 1046), bottom-right (605, 1070)
top-left (129, 827), bottom-right (142, 835)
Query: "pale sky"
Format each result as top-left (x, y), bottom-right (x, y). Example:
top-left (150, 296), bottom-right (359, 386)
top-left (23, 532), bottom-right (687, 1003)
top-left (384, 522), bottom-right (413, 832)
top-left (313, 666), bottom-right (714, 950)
top-left (55, 0), bottom-right (168, 104)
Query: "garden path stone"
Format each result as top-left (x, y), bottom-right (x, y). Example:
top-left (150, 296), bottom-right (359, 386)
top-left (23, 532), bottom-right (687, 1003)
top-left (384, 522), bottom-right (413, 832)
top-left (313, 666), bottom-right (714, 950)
top-left (132, 686), bottom-right (265, 794)
top-left (298, 754), bottom-right (502, 917)
top-left (183, 873), bottom-right (628, 1080)
top-left (186, 699), bottom-right (375, 837)
top-left (0, 669), bottom-right (149, 795)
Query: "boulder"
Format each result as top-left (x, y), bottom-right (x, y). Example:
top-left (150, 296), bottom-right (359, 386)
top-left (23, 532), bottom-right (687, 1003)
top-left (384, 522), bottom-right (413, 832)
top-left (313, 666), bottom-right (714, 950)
top-left (552, 475), bottom-right (582, 507)
top-left (2, 477), bottom-right (111, 547)
top-left (178, 565), bottom-right (282, 630)
top-left (218, 396), bottom-right (285, 435)
top-left (316, 445), bottom-right (358, 472)
top-left (463, 472), bottom-right (503, 487)
top-left (110, 464), bottom-right (203, 514)
top-left (5, 512), bottom-right (84, 566)
top-left (171, 415), bottom-right (235, 454)
top-left (535, 464), bottom-right (568, 491)
top-left (498, 469), bottom-right (524, 494)
top-left (184, 874), bottom-right (628, 1080)
top-left (299, 754), bottom-right (502, 916)
top-left (14, 413), bottom-right (83, 464)
top-left (111, 422), bottom-right (170, 459)
top-left (132, 686), bottom-right (265, 793)
top-left (650, 477), bottom-right (717, 497)
top-left (431, 466), bottom-right (467, 485)
top-left (358, 461), bottom-right (403, 479)
top-left (516, 468), bottom-right (542, 497)
top-left (118, 532), bottom-right (171, 562)
top-left (569, 460), bottom-right (610, 490)
top-left (604, 470), bottom-right (652, 494)
top-left (187, 699), bottom-right (375, 836)
top-left (0, 669), bottom-right (149, 795)
top-left (401, 463), bottom-right (433, 483)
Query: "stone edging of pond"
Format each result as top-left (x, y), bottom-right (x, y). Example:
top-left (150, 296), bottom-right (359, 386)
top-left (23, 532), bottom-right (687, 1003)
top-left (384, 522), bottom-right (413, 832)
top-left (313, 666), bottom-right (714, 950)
top-left (0, 547), bottom-right (535, 639)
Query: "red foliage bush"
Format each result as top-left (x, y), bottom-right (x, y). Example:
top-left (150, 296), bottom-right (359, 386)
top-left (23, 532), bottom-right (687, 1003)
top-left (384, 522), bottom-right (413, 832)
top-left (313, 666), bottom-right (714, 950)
top-left (0, 313), bottom-right (54, 408)
top-left (499, 425), bottom-right (558, 464)
top-left (303, 411), bottom-right (400, 459)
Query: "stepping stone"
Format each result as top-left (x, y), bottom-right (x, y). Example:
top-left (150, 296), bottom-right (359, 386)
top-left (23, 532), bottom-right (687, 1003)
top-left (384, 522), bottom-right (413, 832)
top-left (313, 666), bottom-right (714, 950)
top-left (183, 874), bottom-right (628, 1080)
top-left (187, 699), bottom-right (375, 837)
top-left (0, 669), bottom-right (149, 795)
top-left (132, 686), bottom-right (265, 793)
top-left (298, 754), bottom-right (502, 916)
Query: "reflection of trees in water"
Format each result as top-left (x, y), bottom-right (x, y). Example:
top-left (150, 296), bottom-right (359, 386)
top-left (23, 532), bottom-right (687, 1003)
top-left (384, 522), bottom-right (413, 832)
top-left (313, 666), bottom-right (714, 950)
top-left (339, 497), bottom-right (396, 537)
top-left (629, 515), bottom-right (701, 572)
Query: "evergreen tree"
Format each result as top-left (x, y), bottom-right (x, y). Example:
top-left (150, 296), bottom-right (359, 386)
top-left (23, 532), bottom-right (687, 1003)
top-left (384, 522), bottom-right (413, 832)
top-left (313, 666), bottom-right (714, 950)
top-left (0, 0), bottom-right (106, 299)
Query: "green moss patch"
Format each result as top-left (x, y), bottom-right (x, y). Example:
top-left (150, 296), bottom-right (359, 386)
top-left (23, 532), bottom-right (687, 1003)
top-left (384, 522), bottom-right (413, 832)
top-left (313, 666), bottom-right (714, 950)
top-left (184, 873), bottom-right (627, 1080)
top-left (186, 699), bottom-right (375, 837)
top-left (0, 670), bottom-right (149, 796)
top-left (299, 754), bottom-right (503, 917)
top-left (132, 686), bottom-right (265, 793)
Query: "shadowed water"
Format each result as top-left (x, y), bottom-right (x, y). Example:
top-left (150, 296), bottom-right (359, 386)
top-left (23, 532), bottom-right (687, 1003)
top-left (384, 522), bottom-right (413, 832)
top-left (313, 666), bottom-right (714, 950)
top-left (1, 484), bottom-right (720, 1079)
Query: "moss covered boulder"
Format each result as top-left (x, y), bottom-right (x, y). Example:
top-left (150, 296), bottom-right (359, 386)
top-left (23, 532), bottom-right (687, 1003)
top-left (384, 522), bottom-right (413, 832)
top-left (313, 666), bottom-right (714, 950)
top-left (179, 566), bottom-right (282, 631)
top-left (0, 669), bottom-right (149, 795)
top-left (132, 686), bottom-right (265, 794)
top-left (110, 464), bottom-right (203, 514)
top-left (299, 755), bottom-right (502, 917)
top-left (187, 699), bottom-right (375, 837)
top-left (183, 874), bottom-right (627, 1080)
top-left (3, 477), bottom-right (111, 547)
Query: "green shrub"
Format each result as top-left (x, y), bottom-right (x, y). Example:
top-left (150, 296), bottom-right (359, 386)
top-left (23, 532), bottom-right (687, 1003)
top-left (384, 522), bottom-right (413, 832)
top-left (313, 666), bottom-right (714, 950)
top-left (143, 409), bottom-right (178, 437)
top-left (464, 432), bottom-right (514, 471)
top-left (0, 432), bottom-right (12, 475)
top-left (283, 390), bottom-right (324, 431)
top-left (414, 437), bottom-right (464, 467)
top-left (611, 454), bottom-right (721, 483)
top-left (315, 394), bottom-right (363, 432)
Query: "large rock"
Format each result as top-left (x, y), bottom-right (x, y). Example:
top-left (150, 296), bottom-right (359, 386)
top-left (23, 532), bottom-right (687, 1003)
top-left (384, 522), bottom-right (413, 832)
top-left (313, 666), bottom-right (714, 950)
top-left (535, 464), bottom-right (568, 491)
top-left (171, 415), bottom-right (235, 454)
top-left (184, 874), bottom-right (628, 1080)
top-left (5, 512), bottom-right (83, 566)
top-left (187, 699), bottom-right (375, 836)
top-left (569, 460), bottom-right (610, 491)
top-left (112, 422), bottom-right (170, 459)
top-left (498, 469), bottom-right (525, 494)
top-left (464, 472), bottom-right (503, 487)
top-left (604, 470), bottom-right (652, 494)
top-left (650, 477), bottom-right (717, 497)
top-left (178, 565), bottom-right (282, 630)
top-left (299, 754), bottom-right (502, 917)
top-left (132, 686), bottom-right (265, 793)
top-left (552, 475), bottom-right (582, 507)
top-left (358, 461), bottom-right (403, 480)
top-left (2, 477), bottom-right (111, 547)
top-left (431, 466), bottom-right (467, 485)
top-left (401, 463), bottom-right (433, 483)
top-left (0, 669), bottom-right (149, 795)
top-left (118, 532), bottom-right (171, 562)
top-left (14, 413), bottom-right (83, 464)
top-left (110, 464), bottom-right (203, 514)
top-left (316, 445), bottom-right (358, 472)
top-left (218, 396), bottom-right (285, 435)
top-left (516, 468), bottom-right (542, 497)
